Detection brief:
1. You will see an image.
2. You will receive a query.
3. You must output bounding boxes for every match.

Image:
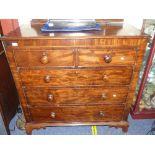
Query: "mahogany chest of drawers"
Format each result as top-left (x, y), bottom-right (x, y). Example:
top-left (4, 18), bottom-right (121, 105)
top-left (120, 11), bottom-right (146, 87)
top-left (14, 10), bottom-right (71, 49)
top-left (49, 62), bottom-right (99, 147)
top-left (1, 22), bottom-right (148, 134)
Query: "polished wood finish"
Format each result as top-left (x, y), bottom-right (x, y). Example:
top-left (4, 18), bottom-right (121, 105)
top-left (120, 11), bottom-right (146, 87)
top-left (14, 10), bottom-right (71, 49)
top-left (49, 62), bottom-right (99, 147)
top-left (0, 53), bottom-right (19, 123)
top-left (25, 121), bottom-right (128, 135)
top-left (13, 49), bottom-right (74, 67)
top-left (78, 49), bottom-right (136, 67)
top-left (31, 19), bottom-right (124, 26)
top-left (30, 105), bottom-right (124, 122)
top-left (1, 21), bottom-right (148, 134)
top-left (24, 86), bottom-right (128, 106)
top-left (0, 22), bottom-right (19, 134)
top-left (20, 67), bottom-right (133, 86)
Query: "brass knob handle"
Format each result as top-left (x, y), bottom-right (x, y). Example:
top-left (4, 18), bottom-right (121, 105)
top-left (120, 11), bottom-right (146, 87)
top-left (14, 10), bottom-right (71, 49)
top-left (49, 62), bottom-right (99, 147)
top-left (101, 93), bottom-right (106, 99)
top-left (99, 111), bottom-right (104, 117)
top-left (48, 94), bottom-right (53, 102)
top-left (50, 112), bottom-right (56, 118)
top-left (44, 75), bottom-right (51, 83)
top-left (104, 55), bottom-right (112, 63)
top-left (40, 52), bottom-right (48, 64)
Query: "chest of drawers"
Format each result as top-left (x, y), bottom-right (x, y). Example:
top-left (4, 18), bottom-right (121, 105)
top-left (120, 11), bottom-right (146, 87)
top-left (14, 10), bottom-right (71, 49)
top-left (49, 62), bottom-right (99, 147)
top-left (1, 22), bottom-right (148, 134)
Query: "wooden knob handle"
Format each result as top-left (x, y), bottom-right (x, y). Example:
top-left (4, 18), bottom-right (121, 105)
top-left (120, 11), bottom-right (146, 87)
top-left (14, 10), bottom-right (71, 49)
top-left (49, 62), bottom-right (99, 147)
top-left (104, 55), bottom-right (112, 63)
top-left (99, 111), bottom-right (104, 117)
top-left (40, 52), bottom-right (48, 64)
top-left (48, 94), bottom-right (53, 102)
top-left (44, 75), bottom-right (51, 83)
top-left (50, 112), bottom-right (56, 118)
top-left (101, 93), bottom-right (106, 99)
top-left (103, 74), bottom-right (108, 80)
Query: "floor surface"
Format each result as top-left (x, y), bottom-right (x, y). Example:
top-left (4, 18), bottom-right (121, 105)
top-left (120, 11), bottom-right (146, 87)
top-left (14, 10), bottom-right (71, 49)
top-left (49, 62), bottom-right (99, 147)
top-left (2, 113), bottom-right (153, 135)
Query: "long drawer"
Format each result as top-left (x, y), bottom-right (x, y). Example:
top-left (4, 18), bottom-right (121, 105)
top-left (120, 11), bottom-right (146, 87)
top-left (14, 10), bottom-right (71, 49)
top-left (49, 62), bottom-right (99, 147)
top-left (24, 86), bottom-right (129, 106)
top-left (20, 67), bottom-right (133, 86)
top-left (13, 49), bottom-right (74, 67)
top-left (29, 105), bottom-right (125, 122)
top-left (78, 49), bottom-right (136, 67)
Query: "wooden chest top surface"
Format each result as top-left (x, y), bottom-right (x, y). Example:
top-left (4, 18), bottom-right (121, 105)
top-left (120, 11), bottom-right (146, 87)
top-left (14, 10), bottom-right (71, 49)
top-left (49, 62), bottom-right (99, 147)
top-left (1, 22), bottom-right (148, 40)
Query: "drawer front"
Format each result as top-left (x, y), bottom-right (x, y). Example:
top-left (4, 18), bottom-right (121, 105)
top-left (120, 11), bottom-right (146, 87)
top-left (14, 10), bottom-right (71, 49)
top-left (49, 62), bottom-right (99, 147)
top-left (24, 87), bottom-right (129, 106)
top-left (78, 49), bottom-right (136, 67)
top-left (14, 49), bottom-right (74, 67)
top-left (20, 67), bottom-right (133, 86)
top-left (29, 105), bottom-right (124, 122)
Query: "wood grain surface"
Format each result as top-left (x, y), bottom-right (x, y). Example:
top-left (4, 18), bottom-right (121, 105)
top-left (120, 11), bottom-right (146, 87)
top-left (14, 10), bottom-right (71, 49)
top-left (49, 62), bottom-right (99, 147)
top-left (0, 21), bottom-right (149, 134)
top-left (20, 67), bottom-right (133, 86)
top-left (24, 86), bottom-right (129, 106)
top-left (29, 105), bottom-right (125, 122)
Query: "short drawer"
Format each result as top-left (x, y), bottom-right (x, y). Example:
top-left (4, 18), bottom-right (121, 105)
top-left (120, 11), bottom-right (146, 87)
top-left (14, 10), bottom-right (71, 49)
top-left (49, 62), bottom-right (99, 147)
top-left (78, 49), bottom-right (136, 67)
top-left (24, 86), bottom-right (129, 106)
top-left (13, 49), bottom-right (74, 67)
top-left (20, 67), bottom-right (133, 86)
top-left (29, 105), bottom-right (124, 122)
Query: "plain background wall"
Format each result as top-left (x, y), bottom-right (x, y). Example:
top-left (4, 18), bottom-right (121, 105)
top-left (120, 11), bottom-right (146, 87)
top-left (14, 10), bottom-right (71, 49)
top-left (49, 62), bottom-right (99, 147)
top-left (124, 19), bottom-right (143, 29)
